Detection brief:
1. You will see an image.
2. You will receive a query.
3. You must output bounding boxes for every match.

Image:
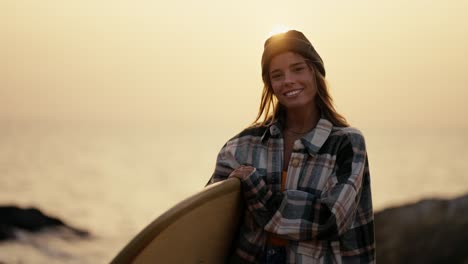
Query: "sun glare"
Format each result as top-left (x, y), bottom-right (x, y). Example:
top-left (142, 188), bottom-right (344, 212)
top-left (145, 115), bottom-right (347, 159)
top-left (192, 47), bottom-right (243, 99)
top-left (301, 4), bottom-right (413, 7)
top-left (268, 25), bottom-right (291, 38)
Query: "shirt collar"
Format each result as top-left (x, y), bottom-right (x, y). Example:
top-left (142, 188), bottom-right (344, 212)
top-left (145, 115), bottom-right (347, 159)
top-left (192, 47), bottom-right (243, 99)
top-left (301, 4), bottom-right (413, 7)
top-left (300, 118), bottom-right (333, 155)
top-left (261, 117), bottom-right (333, 155)
top-left (261, 119), bottom-right (283, 142)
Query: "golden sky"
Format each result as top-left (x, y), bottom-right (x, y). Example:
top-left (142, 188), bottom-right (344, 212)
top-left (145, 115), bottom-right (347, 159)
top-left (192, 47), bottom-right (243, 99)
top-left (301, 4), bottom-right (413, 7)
top-left (2, 1), bottom-right (468, 128)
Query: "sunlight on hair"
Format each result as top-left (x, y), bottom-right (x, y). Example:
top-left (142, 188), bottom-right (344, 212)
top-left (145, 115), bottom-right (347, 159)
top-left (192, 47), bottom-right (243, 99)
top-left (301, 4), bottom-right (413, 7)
top-left (268, 25), bottom-right (291, 38)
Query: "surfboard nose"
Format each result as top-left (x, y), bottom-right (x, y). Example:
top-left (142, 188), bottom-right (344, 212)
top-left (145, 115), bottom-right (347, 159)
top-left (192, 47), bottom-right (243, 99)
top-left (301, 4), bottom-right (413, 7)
top-left (111, 178), bottom-right (243, 264)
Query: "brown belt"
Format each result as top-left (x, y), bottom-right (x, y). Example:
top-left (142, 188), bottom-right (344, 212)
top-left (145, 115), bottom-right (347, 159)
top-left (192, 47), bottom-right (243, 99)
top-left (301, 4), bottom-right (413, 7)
top-left (267, 233), bottom-right (288, 246)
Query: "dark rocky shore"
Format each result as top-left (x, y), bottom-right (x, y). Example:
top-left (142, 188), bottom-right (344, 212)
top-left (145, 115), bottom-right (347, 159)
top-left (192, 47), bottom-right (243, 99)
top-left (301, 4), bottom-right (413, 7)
top-left (375, 193), bottom-right (468, 263)
top-left (0, 206), bottom-right (89, 241)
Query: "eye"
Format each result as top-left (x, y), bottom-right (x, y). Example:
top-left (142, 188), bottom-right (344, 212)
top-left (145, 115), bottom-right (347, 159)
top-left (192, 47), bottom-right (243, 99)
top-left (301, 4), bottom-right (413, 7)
top-left (270, 73), bottom-right (283, 80)
top-left (293, 66), bottom-right (305, 72)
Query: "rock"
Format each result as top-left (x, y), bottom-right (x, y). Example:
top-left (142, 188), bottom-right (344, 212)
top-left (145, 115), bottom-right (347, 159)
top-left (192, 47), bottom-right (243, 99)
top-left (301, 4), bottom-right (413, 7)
top-left (0, 205), bottom-right (89, 241)
top-left (375, 193), bottom-right (468, 264)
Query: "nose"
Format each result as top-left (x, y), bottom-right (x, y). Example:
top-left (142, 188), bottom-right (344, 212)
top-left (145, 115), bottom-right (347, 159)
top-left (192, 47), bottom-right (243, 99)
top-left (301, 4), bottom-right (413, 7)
top-left (283, 71), bottom-right (295, 86)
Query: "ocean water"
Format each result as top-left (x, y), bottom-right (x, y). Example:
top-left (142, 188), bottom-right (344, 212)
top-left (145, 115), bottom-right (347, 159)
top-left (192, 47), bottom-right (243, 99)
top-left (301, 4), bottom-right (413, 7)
top-left (1, 120), bottom-right (467, 263)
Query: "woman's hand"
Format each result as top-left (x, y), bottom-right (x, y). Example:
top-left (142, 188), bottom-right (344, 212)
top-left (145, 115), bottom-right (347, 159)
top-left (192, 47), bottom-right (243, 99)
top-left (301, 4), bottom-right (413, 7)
top-left (228, 165), bottom-right (256, 181)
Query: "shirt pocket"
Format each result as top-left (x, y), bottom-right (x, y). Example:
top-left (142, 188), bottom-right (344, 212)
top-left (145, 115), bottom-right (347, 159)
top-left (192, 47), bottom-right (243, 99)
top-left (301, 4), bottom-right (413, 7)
top-left (294, 240), bottom-right (327, 260)
top-left (300, 155), bottom-right (338, 194)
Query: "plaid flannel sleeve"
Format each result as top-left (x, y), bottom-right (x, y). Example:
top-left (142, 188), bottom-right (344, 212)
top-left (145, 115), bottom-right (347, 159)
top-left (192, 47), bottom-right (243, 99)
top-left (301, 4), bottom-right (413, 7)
top-left (209, 143), bottom-right (240, 184)
top-left (209, 140), bottom-right (283, 228)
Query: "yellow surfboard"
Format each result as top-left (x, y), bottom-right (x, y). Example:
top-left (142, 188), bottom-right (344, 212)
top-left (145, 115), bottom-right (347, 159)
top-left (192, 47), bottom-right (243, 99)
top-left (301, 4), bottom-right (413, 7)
top-left (111, 178), bottom-right (243, 264)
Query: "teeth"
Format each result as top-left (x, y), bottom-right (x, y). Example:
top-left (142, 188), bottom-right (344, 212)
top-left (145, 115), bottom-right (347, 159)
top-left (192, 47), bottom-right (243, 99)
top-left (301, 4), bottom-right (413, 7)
top-left (285, 90), bottom-right (302, 96)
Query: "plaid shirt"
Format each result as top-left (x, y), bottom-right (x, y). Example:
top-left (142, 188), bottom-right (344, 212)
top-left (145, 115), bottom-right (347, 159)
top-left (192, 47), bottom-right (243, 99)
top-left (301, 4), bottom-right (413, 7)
top-left (209, 118), bottom-right (375, 263)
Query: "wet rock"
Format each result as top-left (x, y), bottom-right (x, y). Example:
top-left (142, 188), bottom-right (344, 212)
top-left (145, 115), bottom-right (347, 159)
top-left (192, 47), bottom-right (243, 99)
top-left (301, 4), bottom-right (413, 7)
top-left (375, 193), bottom-right (468, 264)
top-left (0, 205), bottom-right (89, 241)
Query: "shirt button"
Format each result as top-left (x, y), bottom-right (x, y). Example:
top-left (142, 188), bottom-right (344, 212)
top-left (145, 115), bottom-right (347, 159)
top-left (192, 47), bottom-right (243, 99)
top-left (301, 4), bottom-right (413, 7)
top-left (291, 158), bottom-right (300, 168)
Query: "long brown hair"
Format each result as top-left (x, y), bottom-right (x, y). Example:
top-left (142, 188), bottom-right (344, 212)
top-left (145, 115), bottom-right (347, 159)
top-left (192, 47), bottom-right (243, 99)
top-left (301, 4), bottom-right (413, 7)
top-left (253, 58), bottom-right (349, 127)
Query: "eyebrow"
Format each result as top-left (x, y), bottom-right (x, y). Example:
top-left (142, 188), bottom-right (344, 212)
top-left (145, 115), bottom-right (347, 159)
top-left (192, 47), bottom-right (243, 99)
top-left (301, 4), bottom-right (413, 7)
top-left (270, 61), bottom-right (307, 75)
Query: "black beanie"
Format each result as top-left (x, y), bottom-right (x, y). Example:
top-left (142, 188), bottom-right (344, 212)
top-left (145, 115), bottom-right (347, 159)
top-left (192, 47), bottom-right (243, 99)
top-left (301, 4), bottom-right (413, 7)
top-left (261, 30), bottom-right (325, 77)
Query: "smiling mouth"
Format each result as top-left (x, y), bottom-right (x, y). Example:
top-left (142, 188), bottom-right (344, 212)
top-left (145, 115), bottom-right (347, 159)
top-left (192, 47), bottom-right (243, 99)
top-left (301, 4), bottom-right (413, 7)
top-left (284, 89), bottom-right (303, 97)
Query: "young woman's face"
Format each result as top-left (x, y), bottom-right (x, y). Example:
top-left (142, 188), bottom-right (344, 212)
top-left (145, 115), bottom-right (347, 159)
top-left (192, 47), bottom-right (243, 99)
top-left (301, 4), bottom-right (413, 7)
top-left (269, 52), bottom-right (317, 111)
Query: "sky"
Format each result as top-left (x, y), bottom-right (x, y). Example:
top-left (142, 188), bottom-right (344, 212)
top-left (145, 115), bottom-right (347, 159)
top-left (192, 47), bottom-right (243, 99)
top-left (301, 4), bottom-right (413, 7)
top-left (2, 0), bottom-right (468, 129)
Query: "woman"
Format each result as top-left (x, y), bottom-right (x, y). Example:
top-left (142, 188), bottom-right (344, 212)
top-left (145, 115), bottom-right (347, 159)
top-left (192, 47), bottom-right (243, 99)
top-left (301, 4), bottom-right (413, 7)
top-left (209, 30), bottom-right (375, 264)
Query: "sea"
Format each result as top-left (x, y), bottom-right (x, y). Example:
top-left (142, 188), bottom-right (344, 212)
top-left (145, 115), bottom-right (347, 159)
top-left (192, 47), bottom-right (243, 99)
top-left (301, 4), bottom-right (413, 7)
top-left (1, 119), bottom-right (467, 264)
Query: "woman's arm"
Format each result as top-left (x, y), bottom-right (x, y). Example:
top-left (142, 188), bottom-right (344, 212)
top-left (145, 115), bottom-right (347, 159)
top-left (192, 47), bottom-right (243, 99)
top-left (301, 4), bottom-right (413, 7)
top-left (208, 142), bottom-right (241, 185)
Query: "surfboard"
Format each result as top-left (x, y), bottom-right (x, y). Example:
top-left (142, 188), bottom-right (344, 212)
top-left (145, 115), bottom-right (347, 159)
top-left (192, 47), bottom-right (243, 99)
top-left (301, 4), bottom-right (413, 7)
top-left (111, 177), bottom-right (243, 264)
